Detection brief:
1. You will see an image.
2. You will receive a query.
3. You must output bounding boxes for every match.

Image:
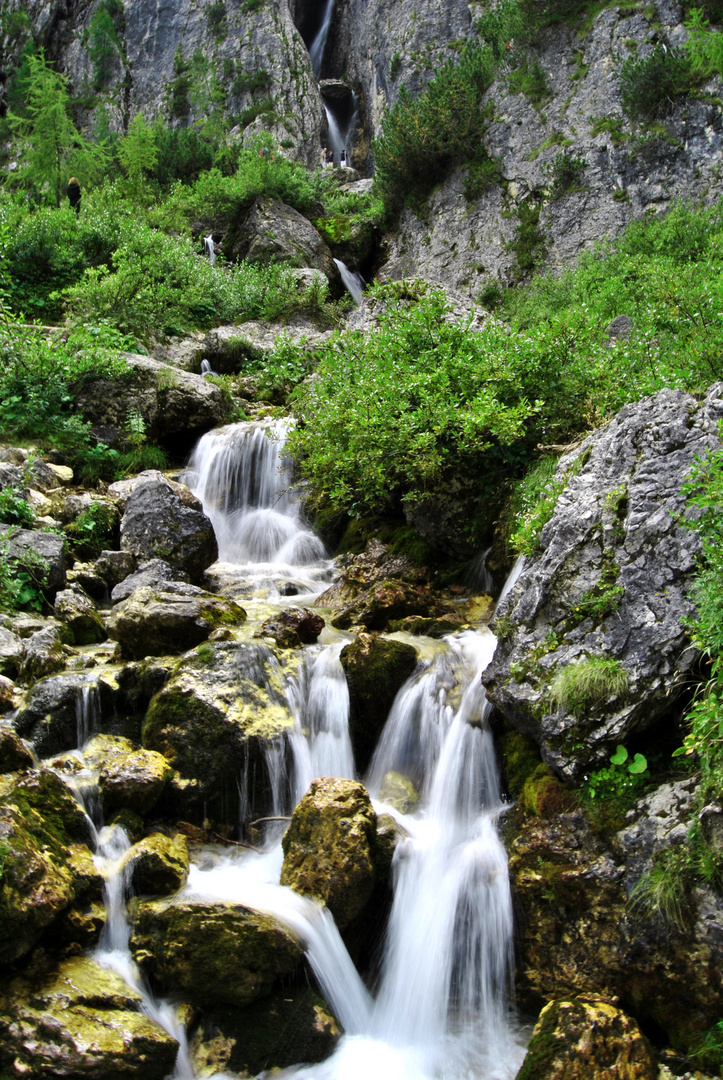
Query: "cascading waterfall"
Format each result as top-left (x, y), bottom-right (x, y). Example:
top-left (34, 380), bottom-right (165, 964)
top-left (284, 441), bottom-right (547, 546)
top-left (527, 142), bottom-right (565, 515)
top-left (308, 0), bottom-right (335, 78)
top-left (334, 258), bottom-right (365, 305)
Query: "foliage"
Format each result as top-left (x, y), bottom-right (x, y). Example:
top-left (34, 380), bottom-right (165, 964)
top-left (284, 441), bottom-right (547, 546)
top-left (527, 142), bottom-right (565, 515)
top-left (507, 454), bottom-right (559, 552)
top-left (6, 51), bottom-right (108, 206)
top-left (205, 0), bottom-right (227, 40)
top-left (508, 57), bottom-right (552, 105)
top-left (685, 8), bottom-right (723, 77)
top-left (548, 656), bottom-right (628, 716)
top-left (65, 500), bottom-right (118, 555)
top-left (564, 561), bottom-right (625, 624)
top-left (619, 44), bottom-right (694, 122)
top-left (0, 487), bottom-right (34, 528)
top-left (545, 150), bottom-right (587, 198)
top-left (507, 198), bottom-right (546, 279)
top-left (581, 744), bottom-right (649, 833)
top-left (589, 114), bottom-right (628, 145)
top-left (629, 845), bottom-right (690, 930)
top-left (0, 532), bottom-right (49, 611)
top-left (118, 114), bottom-right (158, 200)
top-left (243, 334), bottom-right (318, 400)
top-left (87, 0), bottom-right (124, 88)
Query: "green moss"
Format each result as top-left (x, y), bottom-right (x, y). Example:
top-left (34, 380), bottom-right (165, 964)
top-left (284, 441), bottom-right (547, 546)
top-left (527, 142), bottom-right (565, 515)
top-left (521, 763), bottom-right (575, 817)
top-left (548, 656), bottom-right (628, 717)
top-left (499, 729), bottom-right (542, 798)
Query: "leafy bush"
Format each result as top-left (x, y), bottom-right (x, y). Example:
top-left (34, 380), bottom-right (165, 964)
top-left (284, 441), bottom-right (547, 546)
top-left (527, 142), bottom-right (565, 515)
top-left (0, 532), bottom-right (49, 611)
top-left (620, 45), bottom-right (693, 121)
top-left (546, 150), bottom-right (587, 198)
top-left (65, 501), bottom-right (118, 556)
top-left (685, 8), bottom-right (723, 76)
top-left (508, 57), bottom-right (552, 104)
top-left (548, 656), bottom-right (628, 716)
top-left (0, 487), bottom-right (34, 528)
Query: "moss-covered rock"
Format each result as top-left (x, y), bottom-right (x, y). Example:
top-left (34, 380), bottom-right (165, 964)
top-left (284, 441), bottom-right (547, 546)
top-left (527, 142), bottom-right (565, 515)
top-left (83, 734), bottom-right (173, 815)
top-left (517, 995), bottom-right (657, 1080)
top-left (54, 587), bottom-right (108, 645)
top-left (281, 777), bottom-right (378, 931)
top-left (106, 582), bottom-right (247, 660)
top-left (189, 987), bottom-right (340, 1076)
top-left (331, 580), bottom-right (435, 631)
top-left (130, 898), bottom-right (302, 1008)
top-left (0, 955), bottom-right (179, 1078)
top-left (378, 770), bottom-right (418, 814)
top-left (256, 606), bottom-right (325, 648)
top-left (142, 641), bottom-right (296, 821)
top-left (340, 633), bottom-right (418, 771)
top-left (119, 832), bottom-right (189, 895)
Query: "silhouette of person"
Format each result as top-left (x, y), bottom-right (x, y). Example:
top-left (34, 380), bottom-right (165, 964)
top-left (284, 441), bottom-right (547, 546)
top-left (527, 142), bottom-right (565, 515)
top-left (67, 177), bottom-right (81, 216)
top-left (340, 148), bottom-right (347, 168)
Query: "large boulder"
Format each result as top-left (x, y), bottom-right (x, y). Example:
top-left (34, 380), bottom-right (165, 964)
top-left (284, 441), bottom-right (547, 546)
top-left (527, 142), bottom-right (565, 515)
top-left (0, 525), bottom-right (66, 594)
top-left (189, 988), bottom-right (340, 1077)
top-left (111, 558), bottom-right (185, 604)
top-left (119, 832), bottom-right (189, 895)
top-left (257, 607), bottom-right (325, 648)
top-left (280, 777), bottom-right (378, 931)
top-left (18, 624), bottom-right (68, 683)
top-left (74, 355), bottom-right (233, 458)
top-left (106, 582), bottom-right (245, 660)
top-left (0, 956), bottom-right (179, 1079)
top-left (14, 673), bottom-right (117, 758)
top-left (119, 477), bottom-right (218, 583)
top-left (54, 587), bottom-right (107, 645)
top-left (225, 195), bottom-right (340, 288)
top-left (83, 734), bottom-right (173, 815)
top-left (0, 770), bottom-right (102, 967)
top-left (339, 633), bottom-right (418, 772)
top-left (0, 626), bottom-right (24, 679)
top-left (0, 726), bottom-right (34, 773)
top-left (516, 995), bottom-right (657, 1080)
top-left (142, 641), bottom-right (295, 820)
top-left (130, 898), bottom-right (302, 1008)
top-left (483, 386), bottom-right (723, 783)
top-left (331, 580), bottom-right (435, 631)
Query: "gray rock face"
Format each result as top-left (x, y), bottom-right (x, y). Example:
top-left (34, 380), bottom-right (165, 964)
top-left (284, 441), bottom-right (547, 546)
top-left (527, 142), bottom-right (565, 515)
top-left (106, 582), bottom-right (246, 660)
top-left (225, 196), bottom-right (339, 285)
top-left (75, 356), bottom-right (233, 456)
top-left (0, 627), bottom-right (24, 680)
top-left (111, 558), bottom-right (186, 604)
top-left (202, 321), bottom-right (334, 376)
top-left (14, 673), bottom-right (118, 758)
top-left (120, 479), bottom-right (217, 583)
top-left (483, 384), bottom-right (723, 783)
top-left (19, 625), bottom-right (68, 684)
top-left (0, 526), bottom-right (66, 595)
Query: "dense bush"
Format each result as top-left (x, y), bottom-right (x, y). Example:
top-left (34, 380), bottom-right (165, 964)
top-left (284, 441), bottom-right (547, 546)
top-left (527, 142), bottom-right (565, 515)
top-left (620, 44), bottom-right (693, 121)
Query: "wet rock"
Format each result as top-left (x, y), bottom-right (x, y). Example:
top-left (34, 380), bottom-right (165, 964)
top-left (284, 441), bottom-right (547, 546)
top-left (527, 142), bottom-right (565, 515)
top-left (483, 386), bottom-right (723, 783)
top-left (66, 562), bottom-right (110, 603)
top-left (340, 634), bottom-right (418, 771)
top-left (0, 674), bottom-right (20, 714)
top-left (257, 607), bottom-right (325, 648)
top-left (142, 641), bottom-right (295, 819)
top-left (331, 580), bottom-right (435, 631)
top-left (119, 832), bottom-right (189, 895)
top-left (106, 582), bottom-right (246, 660)
top-left (94, 549), bottom-right (137, 591)
top-left (388, 613), bottom-right (467, 636)
top-left (111, 557), bottom-right (185, 603)
top-left (378, 770), bottom-right (418, 814)
top-left (115, 656), bottom-right (176, 714)
top-left (189, 988), bottom-right (340, 1076)
top-left (75, 355), bottom-right (233, 458)
top-left (119, 477), bottom-right (218, 583)
top-left (14, 674), bottom-right (115, 758)
top-left (281, 777), bottom-right (378, 930)
top-left (18, 624), bottom-right (68, 683)
top-left (0, 726), bottom-right (34, 773)
top-left (54, 587), bottom-right (108, 645)
top-left (130, 898), bottom-right (302, 1008)
top-left (225, 196), bottom-right (339, 288)
top-left (0, 770), bottom-right (101, 966)
top-left (0, 956), bottom-right (179, 1078)
top-left (84, 734), bottom-right (173, 815)
top-left (0, 626), bottom-right (23, 679)
top-left (517, 995), bottom-right (657, 1080)
top-left (0, 525), bottom-right (66, 594)
top-left (318, 539), bottom-right (428, 610)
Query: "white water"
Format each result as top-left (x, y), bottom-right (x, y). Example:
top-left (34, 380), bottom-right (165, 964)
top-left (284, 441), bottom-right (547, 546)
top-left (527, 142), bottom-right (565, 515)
top-left (334, 258), bottom-right (365, 304)
top-left (76, 681), bottom-right (101, 749)
top-left (309, 0), bottom-right (335, 77)
top-left (200, 358), bottom-right (216, 376)
top-left (322, 93), bottom-right (358, 168)
top-left (204, 234), bottom-right (216, 265)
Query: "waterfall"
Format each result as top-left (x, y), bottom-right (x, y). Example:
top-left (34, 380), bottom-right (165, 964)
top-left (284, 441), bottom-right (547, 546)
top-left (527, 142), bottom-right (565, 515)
top-left (204, 234), bottom-right (216, 265)
top-left (334, 258), bottom-right (365, 304)
top-left (76, 681), bottom-right (101, 749)
top-left (309, 0), bottom-right (335, 78)
top-left (182, 419), bottom-right (327, 575)
top-left (200, 358), bottom-right (216, 376)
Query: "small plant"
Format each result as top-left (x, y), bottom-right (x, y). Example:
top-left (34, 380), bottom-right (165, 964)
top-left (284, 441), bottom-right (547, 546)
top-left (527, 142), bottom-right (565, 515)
top-left (479, 281), bottom-right (503, 309)
top-left (620, 44), bottom-right (693, 121)
top-left (548, 656), bottom-right (628, 716)
top-left (564, 562), bottom-right (625, 624)
top-left (581, 743), bottom-right (649, 832)
top-left (464, 156), bottom-right (502, 201)
top-left (629, 845), bottom-right (689, 930)
top-left (546, 150), bottom-right (587, 198)
top-left (590, 114), bottom-right (627, 144)
top-left (205, 0), bottom-right (227, 40)
top-left (508, 56), bottom-right (552, 105)
top-left (0, 533), bottom-right (49, 611)
top-left (0, 487), bottom-right (34, 528)
top-left (613, 188), bottom-right (631, 202)
top-left (65, 501), bottom-right (119, 557)
top-left (390, 52), bottom-right (402, 79)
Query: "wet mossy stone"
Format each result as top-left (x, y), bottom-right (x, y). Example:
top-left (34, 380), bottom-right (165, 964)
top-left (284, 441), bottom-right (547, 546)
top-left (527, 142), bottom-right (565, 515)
top-left (331, 580), bottom-right (434, 631)
top-left (86, 734), bottom-right (173, 815)
top-left (130, 898), bottom-right (302, 1008)
top-left (119, 832), bottom-right (189, 895)
top-left (190, 987), bottom-right (340, 1076)
top-left (0, 726), bottom-right (34, 773)
top-left (119, 477), bottom-right (218, 584)
top-left (517, 995), bottom-right (657, 1080)
top-left (281, 777), bottom-right (378, 931)
top-left (340, 633), bottom-right (418, 772)
top-left (14, 672), bottom-right (118, 759)
top-left (54, 587), bottom-right (108, 646)
top-left (0, 956), bottom-right (179, 1078)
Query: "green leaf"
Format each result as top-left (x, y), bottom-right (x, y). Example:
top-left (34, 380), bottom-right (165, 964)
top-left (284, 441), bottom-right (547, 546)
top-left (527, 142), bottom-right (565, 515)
top-left (628, 753), bottom-right (648, 775)
top-left (610, 744), bottom-right (628, 766)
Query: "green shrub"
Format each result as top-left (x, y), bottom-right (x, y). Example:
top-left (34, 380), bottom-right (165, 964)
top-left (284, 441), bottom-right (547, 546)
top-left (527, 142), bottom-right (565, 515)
top-left (685, 8), bottom-right (723, 76)
top-left (508, 198), bottom-right (547, 278)
top-left (508, 56), bottom-right (552, 104)
top-left (548, 656), bottom-right (628, 716)
top-left (66, 500), bottom-right (119, 556)
top-left (0, 487), bottom-right (34, 528)
top-left (620, 45), bottom-right (693, 121)
top-left (0, 532), bottom-right (49, 611)
top-left (546, 150), bottom-right (587, 198)
top-left (205, 0), bottom-right (227, 40)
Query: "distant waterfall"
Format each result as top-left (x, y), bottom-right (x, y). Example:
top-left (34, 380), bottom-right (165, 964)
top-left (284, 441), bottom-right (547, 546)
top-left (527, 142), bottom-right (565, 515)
top-left (309, 0), bottom-right (335, 78)
top-left (334, 258), bottom-right (365, 304)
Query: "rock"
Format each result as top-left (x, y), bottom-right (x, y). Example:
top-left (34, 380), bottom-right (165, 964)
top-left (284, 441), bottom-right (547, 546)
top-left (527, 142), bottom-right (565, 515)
top-left (388, 613), bottom-right (467, 636)
top-left (66, 562), bottom-right (110, 603)
top-left (225, 195), bottom-right (339, 288)
top-left (142, 641), bottom-right (295, 820)
top-left (106, 582), bottom-right (245, 660)
top-left (82, 734), bottom-right (173, 814)
top-left (46, 463), bottom-right (73, 484)
top-left (54, 587), bottom-right (108, 645)
top-left (119, 477), bottom-right (218, 583)
top-left (94, 549), bottom-right (137, 590)
top-left (74, 355), bottom-right (234, 458)
top-left (281, 777), bottom-right (378, 930)
top-left (606, 314), bottom-right (634, 343)
top-left (257, 607), bottom-right (325, 647)
top-left (18, 624), bottom-right (68, 683)
top-left (340, 634), bottom-right (418, 771)
top-left (516, 995), bottom-right (657, 1080)
top-left (0, 770), bottom-right (101, 966)
top-left (331, 580), bottom-right (435, 631)
top-left (483, 386), bottom-right (723, 783)
top-left (111, 558), bottom-right (185, 603)
top-left (130, 898), bottom-right (302, 1008)
top-left (115, 656), bottom-right (176, 714)
top-left (14, 673), bottom-right (115, 758)
top-left (0, 956), bottom-right (179, 1078)
top-left (318, 539), bottom-right (429, 610)
top-left (0, 525), bottom-right (66, 594)
top-left (0, 726), bottom-right (34, 773)
top-left (119, 832), bottom-right (189, 895)
top-left (0, 626), bottom-right (24, 679)
top-left (378, 770), bottom-right (418, 814)
top-left (0, 675), bottom-right (20, 714)
top-left (203, 322), bottom-right (334, 377)
top-left (189, 988), bottom-right (340, 1077)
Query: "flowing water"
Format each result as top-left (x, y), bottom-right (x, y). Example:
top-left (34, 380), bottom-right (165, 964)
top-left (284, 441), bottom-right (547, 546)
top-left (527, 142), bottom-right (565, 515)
top-left (309, 0), bottom-right (335, 77)
top-left (334, 258), bottom-right (365, 304)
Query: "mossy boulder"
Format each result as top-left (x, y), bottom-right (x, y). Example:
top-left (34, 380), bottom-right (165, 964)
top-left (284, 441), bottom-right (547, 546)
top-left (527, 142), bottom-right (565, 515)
top-left (340, 633), bottom-right (418, 771)
top-left (331, 580), bottom-right (435, 631)
top-left (517, 995), bottom-right (657, 1080)
top-left (190, 987), bottom-right (340, 1076)
top-left (0, 726), bottom-right (34, 773)
top-left (0, 955), bottom-right (179, 1078)
top-left (142, 641), bottom-right (296, 821)
top-left (83, 734), bottom-right (173, 815)
top-left (119, 832), bottom-right (189, 895)
top-left (54, 587), bottom-right (108, 645)
top-left (281, 777), bottom-right (378, 931)
top-left (257, 606), bottom-right (325, 648)
top-left (0, 770), bottom-right (102, 966)
top-left (130, 898), bottom-right (302, 1008)
top-left (14, 673), bottom-right (118, 758)
top-left (106, 582), bottom-right (246, 660)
